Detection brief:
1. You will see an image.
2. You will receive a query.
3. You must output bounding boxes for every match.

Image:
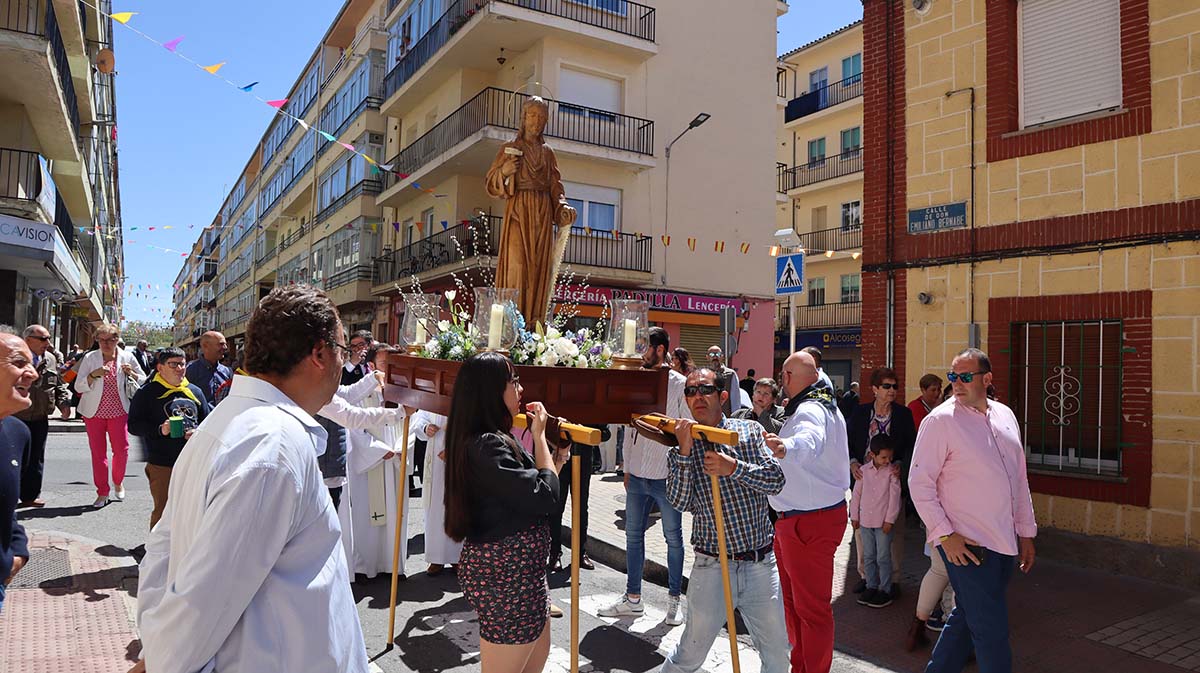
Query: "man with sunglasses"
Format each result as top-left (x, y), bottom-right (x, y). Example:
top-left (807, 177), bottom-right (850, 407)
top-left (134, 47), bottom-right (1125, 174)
top-left (909, 348), bottom-right (1037, 673)
top-left (661, 368), bottom-right (788, 673)
top-left (14, 325), bottom-right (69, 508)
top-left (846, 366), bottom-right (916, 596)
top-left (762, 350), bottom-right (850, 673)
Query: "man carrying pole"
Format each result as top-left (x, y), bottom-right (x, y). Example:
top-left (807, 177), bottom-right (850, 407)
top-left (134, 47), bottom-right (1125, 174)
top-left (660, 368), bottom-right (789, 673)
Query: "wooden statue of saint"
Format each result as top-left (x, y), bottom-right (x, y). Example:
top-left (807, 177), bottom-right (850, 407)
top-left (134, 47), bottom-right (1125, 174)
top-left (485, 96), bottom-right (577, 328)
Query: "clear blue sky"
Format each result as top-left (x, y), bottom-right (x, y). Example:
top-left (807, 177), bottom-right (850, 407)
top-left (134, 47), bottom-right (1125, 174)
top-left (117, 0), bottom-right (863, 325)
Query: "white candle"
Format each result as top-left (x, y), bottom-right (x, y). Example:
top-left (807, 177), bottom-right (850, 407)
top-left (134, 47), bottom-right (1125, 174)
top-left (415, 318), bottom-right (427, 343)
top-left (488, 303), bottom-right (505, 350)
top-left (623, 318), bottom-right (637, 356)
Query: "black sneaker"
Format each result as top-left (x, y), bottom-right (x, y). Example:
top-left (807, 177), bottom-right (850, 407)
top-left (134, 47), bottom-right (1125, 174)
top-left (852, 578), bottom-right (867, 594)
top-left (867, 590), bottom-right (893, 608)
top-left (857, 588), bottom-right (876, 606)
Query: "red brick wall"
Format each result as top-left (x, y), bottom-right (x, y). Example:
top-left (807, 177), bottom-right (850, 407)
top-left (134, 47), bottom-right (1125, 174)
top-left (985, 0), bottom-right (1151, 162)
top-left (988, 291), bottom-right (1153, 507)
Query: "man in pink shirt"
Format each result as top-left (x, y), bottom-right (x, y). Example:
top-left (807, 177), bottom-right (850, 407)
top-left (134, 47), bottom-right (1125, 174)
top-left (909, 348), bottom-right (1037, 673)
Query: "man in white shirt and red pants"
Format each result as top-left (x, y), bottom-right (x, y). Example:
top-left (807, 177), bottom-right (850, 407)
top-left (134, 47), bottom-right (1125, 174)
top-left (909, 348), bottom-right (1037, 673)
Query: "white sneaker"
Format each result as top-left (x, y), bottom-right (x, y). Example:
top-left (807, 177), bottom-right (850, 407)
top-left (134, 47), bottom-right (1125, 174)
top-left (113, 485), bottom-right (126, 501)
top-left (665, 595), bottom-right (684, 626)
top-left (92, 496), bottom-right (108, 508)
top-left (598, 595), bottom-right (644, 618)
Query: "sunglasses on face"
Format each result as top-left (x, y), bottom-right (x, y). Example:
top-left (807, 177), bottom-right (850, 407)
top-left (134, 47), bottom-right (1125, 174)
top-left (877, 383), bottom-right (898, 390)
top-left (947, 371), bottom-right (987, 383)
top-left (684, 384), bottom-right (720, 397)
top-left (29, 335), bottom-right (50, 342)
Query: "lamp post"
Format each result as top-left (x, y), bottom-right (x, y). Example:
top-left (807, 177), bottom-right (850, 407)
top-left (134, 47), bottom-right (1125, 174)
top-left (662, 113), bottom-right (711, 285)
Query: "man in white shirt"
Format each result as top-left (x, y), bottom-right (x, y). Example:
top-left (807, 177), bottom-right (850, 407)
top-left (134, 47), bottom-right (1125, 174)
top-left (599, 327), bottom-right (689, 626)
top-left (135, 285), bottom-right (368, 673)
top-left (763, 350), bottom-right (850, 673)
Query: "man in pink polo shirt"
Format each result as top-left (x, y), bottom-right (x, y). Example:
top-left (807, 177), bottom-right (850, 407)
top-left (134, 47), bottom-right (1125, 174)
top-left (908, 348), bottom-right (1037, 673)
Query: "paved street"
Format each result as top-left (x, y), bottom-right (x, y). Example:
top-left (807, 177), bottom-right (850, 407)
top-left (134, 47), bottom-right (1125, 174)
top-left (7, 427), bottom-right (1199, 673)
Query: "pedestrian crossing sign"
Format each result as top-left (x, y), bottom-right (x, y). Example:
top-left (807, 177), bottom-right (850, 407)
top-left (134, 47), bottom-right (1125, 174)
top-left (775, 252), bottom-right (805, 295)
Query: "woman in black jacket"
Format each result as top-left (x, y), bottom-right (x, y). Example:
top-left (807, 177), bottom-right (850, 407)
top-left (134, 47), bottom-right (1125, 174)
top-left (444, 352), bottom-right (567, 673)
top-left (846, 366), bottom-right (916, 597)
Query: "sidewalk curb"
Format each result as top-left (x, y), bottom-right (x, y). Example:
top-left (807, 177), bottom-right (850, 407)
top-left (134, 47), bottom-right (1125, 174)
top-left (49, 420), bottom-right (86, 433)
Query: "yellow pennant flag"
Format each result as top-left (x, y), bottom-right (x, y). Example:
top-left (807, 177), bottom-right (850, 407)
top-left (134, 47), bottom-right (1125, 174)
top-left (661, 235), bottom-right (671, 247)
top-left (111, 11), bottom-right (137, 23)
top-left (203, 62), bottom-right (226, 75)
top-left (371, 222), bottom-right (378, 233)
top-left (714, 241), bottom-right (725, 253)
top-left (740, 242), bottom-right (751, 254)
top-left (769, 245), bottom-right (780, 257)
top-left (687, 237), bottom-right (696, 252)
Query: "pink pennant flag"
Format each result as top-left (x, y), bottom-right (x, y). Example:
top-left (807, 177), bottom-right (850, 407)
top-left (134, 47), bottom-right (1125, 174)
top-left (162, 36), bottom-right (184, 51)
top-left (340, 142), bottom-right (355, 151)
top-left (266, 99), bottom-right (288, 108)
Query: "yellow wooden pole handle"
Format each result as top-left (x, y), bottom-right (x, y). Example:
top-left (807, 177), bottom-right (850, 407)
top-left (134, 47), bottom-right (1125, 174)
top-left (711, 475), bottom-right (742, 673)
top-left (631, 414), bottom-right (741, 446)
top-left (386, 407), bottom-right (413, 646)
top-left (513, 413), bottom-right (602, 445)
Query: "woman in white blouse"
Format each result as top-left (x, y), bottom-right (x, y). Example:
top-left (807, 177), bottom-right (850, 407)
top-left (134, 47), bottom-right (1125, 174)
top-left (73, 324), bottom-right (145, 507)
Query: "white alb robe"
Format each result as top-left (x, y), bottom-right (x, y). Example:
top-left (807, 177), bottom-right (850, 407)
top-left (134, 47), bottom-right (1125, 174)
top-left (346, 387), bottom-right (411, 579)
top-left (414, 411), bottom-right (462, 566)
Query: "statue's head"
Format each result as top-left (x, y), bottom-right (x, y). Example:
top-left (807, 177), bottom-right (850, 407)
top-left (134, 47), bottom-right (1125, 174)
top-left (520, 97), bottom-right (550, 140)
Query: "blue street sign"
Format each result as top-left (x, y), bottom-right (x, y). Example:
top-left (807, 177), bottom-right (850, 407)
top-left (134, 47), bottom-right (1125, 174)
top-left (908, 202), bottom-right (968, 234)
top-left (775, 252), bottom-right (805, 296)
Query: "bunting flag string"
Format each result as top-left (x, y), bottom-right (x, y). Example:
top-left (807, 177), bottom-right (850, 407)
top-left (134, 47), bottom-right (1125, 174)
top-left (687, 237), bottom-right (697, 252)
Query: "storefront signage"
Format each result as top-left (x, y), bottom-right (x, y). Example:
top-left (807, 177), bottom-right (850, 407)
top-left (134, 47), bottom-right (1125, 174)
top-left (554, 285), bottom-right (743, 315)
top-left (0, 214), bottom-right (56, 252)
top-left (907, 202), bottom-right (967, 234)
top-left (775, 328), bottom-right (861, 351)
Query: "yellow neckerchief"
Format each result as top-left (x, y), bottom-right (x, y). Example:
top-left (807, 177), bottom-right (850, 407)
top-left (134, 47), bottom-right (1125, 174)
top-left (154, 373), bottom-right (200, 405)
top-left (235, 368), bottom-right (248, 376)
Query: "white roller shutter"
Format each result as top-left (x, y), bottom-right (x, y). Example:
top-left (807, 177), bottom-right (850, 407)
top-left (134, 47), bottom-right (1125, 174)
top-left (678, 324), bottom-right (723, 366)
top-left (1020, 0), bottom-right (1122, 128)
top-left (558, 68), bottom-right (622, 113)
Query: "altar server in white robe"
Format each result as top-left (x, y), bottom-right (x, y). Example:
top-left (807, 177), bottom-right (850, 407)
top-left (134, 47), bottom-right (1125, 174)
top-left (413, 410), bottom-right (462, 575)
top-left (317, 370), bottom-right (405, 579)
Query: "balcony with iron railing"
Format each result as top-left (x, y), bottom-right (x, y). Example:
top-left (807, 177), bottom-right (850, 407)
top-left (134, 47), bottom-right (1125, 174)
top-left (381, 0), bottom-right (655, 115)
top-left (317, 95), bottom-right (384, 159)
top-left (1, 2), bottom-right (82, 151)
top-left (0, 148), bottom-right (52, 218)
top-left (325, 264), bottom-right (375, 291)
top-left (797, 225), bottom-right (862, 254)
top-left (776, 162), bottom-right (788, 194)
top-left (783, 300), bottom-right (862, 330)
top-left (372, 214), bottom-right (652, 286)
top-left (314, 179), bottom-right (382, 225)
top-left (784, 74), bottom-right (863, 124)
top-left (379, 87), bottom-right (653, 204)
top-left (780, 148), bottom-right (863, 191)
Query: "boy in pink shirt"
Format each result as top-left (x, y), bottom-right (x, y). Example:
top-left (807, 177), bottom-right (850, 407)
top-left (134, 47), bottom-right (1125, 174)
top-left (850, 434), bottom-right (901, 608)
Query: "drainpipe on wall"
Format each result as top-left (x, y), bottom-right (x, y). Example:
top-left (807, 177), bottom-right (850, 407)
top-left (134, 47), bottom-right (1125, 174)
top-left (945, 86), bottom-right (978, 347)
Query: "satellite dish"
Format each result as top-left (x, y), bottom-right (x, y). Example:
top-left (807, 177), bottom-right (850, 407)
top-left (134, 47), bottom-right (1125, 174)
top-left (96, 48), bottom-right (115, 74)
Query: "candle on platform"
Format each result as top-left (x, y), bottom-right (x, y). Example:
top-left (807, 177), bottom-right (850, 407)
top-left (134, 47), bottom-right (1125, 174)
top-left (488, 303), bottom-right (505, 350)
top-left (415, 318), bottom-right (427, 344)
top-left (623, 318), bottom-right (637, 356)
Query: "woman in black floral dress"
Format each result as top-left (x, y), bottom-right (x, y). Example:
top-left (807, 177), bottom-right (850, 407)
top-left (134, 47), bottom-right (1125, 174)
top-left (444, 352), bottom-right (566, 672)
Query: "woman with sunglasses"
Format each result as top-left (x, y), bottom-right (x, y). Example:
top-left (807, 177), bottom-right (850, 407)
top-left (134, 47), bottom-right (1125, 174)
top-left (74, 323), bottom-right (146, 508)
top-left (444, 352), bottom-right (568, 673)
top-left (845, 367), bottom-right (916, 597)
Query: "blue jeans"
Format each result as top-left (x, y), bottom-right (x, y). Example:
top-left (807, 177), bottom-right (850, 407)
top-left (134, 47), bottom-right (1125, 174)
top-left (625, 475), bottom-right (684, 596)
top-left (0, 580), bottom-right (6, 612)
top-left (662, 552), bottom-right (790, 673)
top-left (926, 547), bottom-right (1016, 673)
top-left (860, 526), bottom-right (894, 591)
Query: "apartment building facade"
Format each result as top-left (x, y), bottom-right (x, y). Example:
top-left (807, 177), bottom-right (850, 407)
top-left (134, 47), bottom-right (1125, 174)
top-left (174, 0), bottom-right (784, 376)
top-left (863, 0), bottom-right (1200, 576)
top-left (775, 21), bottom-right (864, 390)
top-left (0, 0), bottom-right (124, 348)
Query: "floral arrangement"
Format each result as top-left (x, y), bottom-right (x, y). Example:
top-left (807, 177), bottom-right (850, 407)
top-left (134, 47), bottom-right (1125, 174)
top-left (418, 290), bottom-right (479, 361)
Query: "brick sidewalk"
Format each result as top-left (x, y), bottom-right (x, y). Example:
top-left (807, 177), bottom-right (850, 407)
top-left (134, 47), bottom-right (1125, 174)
top-left (567, 474), bottom-right (1200, 673)
top-left (0, 530), bottom-right (140, 673)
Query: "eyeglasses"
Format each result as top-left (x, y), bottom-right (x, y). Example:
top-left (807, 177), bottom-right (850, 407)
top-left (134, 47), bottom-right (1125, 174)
top-left (509, 375), bottom-right (521, 387)
top-left (162, 361), bottom-right (186, 369)
top-left (29, 335), bottom-right (50, 342)
top-left (877, 383), bottom-right (898, 390)
top-left (947, 371), bottom-right (987, 383)
top-left (684, 384), bottom-right (721, 397)
top-left (98, 337), bottom-right (118, 344)
top-left (329, 342), bottom-right (353, 357)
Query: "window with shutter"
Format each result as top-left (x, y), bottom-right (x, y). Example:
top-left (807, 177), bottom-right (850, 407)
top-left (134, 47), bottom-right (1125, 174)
top-left (1019, 0), bottom-right (1122, 128)
top-left (558, 67), bottom-right (621, 122)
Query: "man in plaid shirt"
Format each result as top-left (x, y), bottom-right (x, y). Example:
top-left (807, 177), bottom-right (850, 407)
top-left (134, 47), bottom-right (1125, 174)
top-left (662, 368), bottom-right (789, 673)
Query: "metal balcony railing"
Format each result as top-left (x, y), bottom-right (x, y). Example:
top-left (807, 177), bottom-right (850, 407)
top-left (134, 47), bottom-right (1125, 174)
top-left (314, 179), bottom-right (382, 225)
top-left (784, 73), bottom-right (863, 123)
top-left (374, 216), bottom-right (502, 284)
top-left (776, 162), bottom-right (788, 194)
top-left (781, 149), bottom-right (863, 190)
top-left (54, 191), bottom-right (74, 247)
top-left (383, 0), bottom-right (655, 101)
top-left (0, 148), bottom-right (42, 203)
top-left (776, 68), bottom-right (787, 99)
top-left (797, 225), bottom-right (861, 253)
top-left (325, 264), bottom-right (374, 290)
top-left (562, 227), bottom-right (652, 273)
top-left (381, 87), bottom-right (653, 191)
top-left (791, 301), bottom-right (862, 329)
top-left (317, 96), bottom-right (383, 159)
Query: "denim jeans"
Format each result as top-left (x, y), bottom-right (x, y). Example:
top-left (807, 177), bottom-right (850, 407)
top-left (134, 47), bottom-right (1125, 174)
top-left (0, 580), bottom-right (6, 612)
top-left (624, 475), bottom-right (684, 596)
top-left (661, 552), bottom-right (790, 673)
top-left (926, 547), bottom-right (1016, 673)
top-left (860, 526), bottom-right (894, 591)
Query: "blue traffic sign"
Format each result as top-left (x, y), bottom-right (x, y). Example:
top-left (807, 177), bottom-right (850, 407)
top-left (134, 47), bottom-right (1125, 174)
top-left (775, 252), bottom-right (805, 296)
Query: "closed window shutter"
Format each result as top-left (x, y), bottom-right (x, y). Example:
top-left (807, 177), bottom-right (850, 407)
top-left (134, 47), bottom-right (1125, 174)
top-left (678, 324), bottom-right (723, 366)
top-left (1020, 0), bottom-right (1122, 127)
top-left (558, 68), bottom-right (621, 113)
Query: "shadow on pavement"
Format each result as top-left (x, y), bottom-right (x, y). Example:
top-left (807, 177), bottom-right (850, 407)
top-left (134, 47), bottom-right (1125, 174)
top-left (354, 569), bottom-right (463, 610)
top-left (383, 597), bottom-right (480, 671)
top-left (40, 565), bottom-right (139, 601)
top-left (581, 624), bottom-right (667, 670)
top-left (18, 504), bottom-right (94, 521)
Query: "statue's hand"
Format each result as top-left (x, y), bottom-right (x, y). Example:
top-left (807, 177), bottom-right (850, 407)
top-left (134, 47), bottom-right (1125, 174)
top-left (558, 204), bottom-right (577, 227)
top-left (500, 156), bottom-right (519, 177)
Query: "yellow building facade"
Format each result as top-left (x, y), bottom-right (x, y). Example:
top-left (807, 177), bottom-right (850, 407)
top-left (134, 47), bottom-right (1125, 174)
top-left (864, 0), bottom-right (1200, 577)
top-left (776, 22), bottom-right (864, 388)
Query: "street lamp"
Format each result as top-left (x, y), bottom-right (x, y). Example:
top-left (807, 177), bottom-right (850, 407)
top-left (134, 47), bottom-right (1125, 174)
top-left (662, 113), bottom-right (712, 284)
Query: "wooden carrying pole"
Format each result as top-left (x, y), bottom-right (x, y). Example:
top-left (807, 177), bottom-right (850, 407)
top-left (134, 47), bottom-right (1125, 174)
top-left (386, 407), bottom-right (413, 646)
top-left (635, 414), bottom-right (742, 672)
top-left (512, 413), bottom-right (602, 445)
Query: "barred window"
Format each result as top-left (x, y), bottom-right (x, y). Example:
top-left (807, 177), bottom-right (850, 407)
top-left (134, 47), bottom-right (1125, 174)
top-left (1009, 320), bottom-right (1123, 476)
